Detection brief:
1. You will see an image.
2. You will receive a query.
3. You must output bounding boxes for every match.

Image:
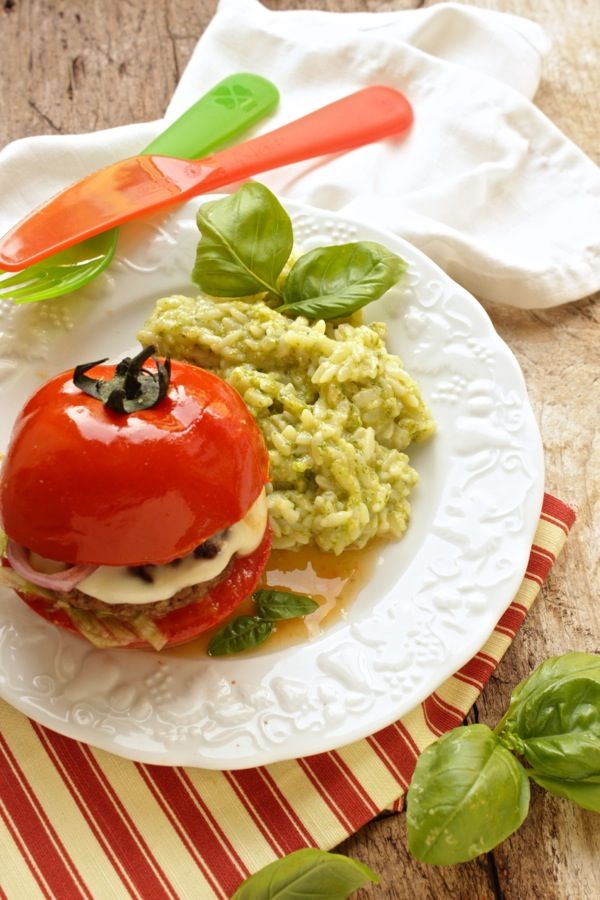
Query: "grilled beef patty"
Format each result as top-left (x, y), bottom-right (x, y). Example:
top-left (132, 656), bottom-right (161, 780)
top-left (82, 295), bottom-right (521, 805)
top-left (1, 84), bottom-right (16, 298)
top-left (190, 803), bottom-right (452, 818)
top-left (61, 557), bottom-right (235, 619)
top-left (56, 534), bottom-right (232, 620)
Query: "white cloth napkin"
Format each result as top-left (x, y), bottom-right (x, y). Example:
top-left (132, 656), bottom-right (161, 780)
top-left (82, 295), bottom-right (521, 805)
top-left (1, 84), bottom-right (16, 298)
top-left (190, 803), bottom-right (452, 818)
top-left (1, 0), bottom-right (598, 308)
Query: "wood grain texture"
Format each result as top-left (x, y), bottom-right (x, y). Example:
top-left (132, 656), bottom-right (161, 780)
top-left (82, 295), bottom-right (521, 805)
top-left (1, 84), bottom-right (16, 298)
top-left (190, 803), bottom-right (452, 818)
top-left (1, 1), bottom-right (598, 898)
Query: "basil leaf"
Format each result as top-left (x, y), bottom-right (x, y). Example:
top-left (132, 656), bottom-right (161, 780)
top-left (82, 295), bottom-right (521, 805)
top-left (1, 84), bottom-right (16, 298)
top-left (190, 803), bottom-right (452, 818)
top-left (192, 182), bottom-right (293, 298)
top-left (497, 653), bottom-right (600, 779)
top-left (278, 241), bottom-right (406, 320)
top-left (406, 724), bottom-right (530, 865)
top-left (254, 589), bottom-right (319, 621)
top-left (207, 616), bottom-right (274, 657)
top-left (511, 687), bottom-right (600, 779)
top-left (499, 652), bottom-right (600, 715)
top-left (231, 848), bottom-right (378, 900)
top-left (529, 773), bottom-right (600, 813)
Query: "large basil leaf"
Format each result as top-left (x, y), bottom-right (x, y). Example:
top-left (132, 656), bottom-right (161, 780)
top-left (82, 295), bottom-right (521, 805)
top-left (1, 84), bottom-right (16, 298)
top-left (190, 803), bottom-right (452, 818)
top-left (529, 773), bottom-right (600, 813)
top-left (497, 653), bottom-right (600, 779)
top-left (192, 182), bottom-right (293, 297)
top-left (254, 589), bottom-right (319, 621)
top-left (278, 241), bottom-right (406, 320)
top-left (231, 848), bottom-right (378, 899)
top-left (407, 725), bottom-right (530, 865)
top-left (207, 616), bottom-right (273, 656)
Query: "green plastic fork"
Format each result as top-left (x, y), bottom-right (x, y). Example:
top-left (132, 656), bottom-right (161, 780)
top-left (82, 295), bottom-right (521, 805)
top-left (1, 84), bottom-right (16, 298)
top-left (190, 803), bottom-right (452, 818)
top-left (0, 73), bottom-right (279, 304)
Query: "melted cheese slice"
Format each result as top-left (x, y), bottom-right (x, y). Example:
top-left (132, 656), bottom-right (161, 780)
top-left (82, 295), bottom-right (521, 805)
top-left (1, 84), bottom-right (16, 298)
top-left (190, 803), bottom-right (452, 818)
top-left (76, 489), bottom-right (268, 606)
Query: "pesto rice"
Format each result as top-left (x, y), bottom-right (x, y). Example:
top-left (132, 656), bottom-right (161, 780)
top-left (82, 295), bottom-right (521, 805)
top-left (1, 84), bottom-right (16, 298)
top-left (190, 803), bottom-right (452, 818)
top-left (138, 296), bottom-right (435, 554)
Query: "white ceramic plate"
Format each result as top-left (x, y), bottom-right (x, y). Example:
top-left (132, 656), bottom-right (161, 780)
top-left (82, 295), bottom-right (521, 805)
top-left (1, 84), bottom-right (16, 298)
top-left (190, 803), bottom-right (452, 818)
top-left (0, 197), bottom-right (543, 768)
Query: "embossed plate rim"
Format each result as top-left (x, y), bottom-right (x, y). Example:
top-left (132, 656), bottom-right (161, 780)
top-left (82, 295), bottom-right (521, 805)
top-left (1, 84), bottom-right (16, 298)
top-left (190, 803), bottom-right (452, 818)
top-left (0, 196), bottom-right (544, 768)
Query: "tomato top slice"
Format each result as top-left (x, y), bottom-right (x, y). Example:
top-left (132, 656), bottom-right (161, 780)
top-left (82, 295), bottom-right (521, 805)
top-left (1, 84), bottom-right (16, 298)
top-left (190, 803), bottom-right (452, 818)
top-left (0, 359), bottom-right (269, 565)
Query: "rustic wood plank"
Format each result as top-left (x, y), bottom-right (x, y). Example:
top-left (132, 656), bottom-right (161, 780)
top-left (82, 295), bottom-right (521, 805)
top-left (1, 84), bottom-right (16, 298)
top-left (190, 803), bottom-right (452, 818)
top-left (0, 0), bottom-right (214, 140)
top-left (1, 2), bottom-right (598, 898)
top-left (341, 811), bottom-right (501, 899)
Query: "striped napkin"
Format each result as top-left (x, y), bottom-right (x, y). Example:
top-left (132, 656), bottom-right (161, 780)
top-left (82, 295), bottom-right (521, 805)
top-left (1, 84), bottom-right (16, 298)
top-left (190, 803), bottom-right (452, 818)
top-left (0, 493), bottom-right (574, 900)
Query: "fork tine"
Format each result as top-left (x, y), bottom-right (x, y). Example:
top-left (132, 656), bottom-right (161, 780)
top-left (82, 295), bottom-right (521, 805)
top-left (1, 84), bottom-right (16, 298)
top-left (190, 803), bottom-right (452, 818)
top-left (0, 274), bottom-right (58, 301)
top-left (0, 269), bottom-right (49, 290)
top-left (13, 287), bottom-right (62, 304)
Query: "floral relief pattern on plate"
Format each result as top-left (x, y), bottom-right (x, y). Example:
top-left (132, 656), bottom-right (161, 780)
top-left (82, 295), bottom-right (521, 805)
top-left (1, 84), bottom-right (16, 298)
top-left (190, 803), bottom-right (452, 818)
top-left (0, 197), bottom-right (544, 767)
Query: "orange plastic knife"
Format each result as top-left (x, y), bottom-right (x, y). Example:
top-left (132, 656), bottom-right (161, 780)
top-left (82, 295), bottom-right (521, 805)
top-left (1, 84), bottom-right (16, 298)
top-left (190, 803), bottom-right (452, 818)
top-left (0, 87), bottom-right (413, 271)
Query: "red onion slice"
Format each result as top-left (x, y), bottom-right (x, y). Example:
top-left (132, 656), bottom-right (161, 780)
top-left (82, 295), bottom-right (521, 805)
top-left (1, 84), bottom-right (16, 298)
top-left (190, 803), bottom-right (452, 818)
top-left (6, 540), bottom-right (97, 592)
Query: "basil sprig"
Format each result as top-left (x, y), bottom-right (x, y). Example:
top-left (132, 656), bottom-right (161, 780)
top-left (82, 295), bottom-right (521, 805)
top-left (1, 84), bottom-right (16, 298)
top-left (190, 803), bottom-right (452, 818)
top-left (207, 589), bottom-right (318, 657)
top-left (192, 182), bottom-right (406, 320)
top-left (407, 652), bottom-right (600, 866)
top-left (232, 848), bottom-right (378, 899)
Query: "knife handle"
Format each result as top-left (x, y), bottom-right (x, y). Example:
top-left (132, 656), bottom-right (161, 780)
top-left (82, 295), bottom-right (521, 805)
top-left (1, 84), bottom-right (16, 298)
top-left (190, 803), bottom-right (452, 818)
top-left (143, 74), bottom-right (279, 160)
top-left (198, 86), bottom-right (413, 191)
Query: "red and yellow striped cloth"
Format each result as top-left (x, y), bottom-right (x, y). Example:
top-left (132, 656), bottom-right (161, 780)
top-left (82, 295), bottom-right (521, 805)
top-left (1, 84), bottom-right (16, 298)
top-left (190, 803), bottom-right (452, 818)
top-left (0, 493), bottom-right (575, 899)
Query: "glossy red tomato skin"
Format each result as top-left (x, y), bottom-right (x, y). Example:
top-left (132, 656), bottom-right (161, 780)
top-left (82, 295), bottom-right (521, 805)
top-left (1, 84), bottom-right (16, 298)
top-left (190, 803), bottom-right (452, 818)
top-left (0, 360), bottom-right (269, 566)
top-left (16, 526), bottom-right (272, 649)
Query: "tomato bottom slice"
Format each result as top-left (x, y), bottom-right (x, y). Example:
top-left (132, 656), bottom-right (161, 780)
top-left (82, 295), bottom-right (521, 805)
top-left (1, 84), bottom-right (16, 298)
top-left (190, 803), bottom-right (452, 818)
top-left (17, 526), bottom-right (272, 650)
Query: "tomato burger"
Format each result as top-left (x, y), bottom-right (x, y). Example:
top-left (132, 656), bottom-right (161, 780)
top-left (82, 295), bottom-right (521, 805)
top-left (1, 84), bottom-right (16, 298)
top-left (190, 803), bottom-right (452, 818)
top-left (0, 346), bottom-right (271, 650)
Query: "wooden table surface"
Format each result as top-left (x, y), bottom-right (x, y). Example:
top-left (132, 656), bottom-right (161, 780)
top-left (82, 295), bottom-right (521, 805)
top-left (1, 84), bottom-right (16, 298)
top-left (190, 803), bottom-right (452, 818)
top-left (1, 1), bottom-right (598, 897)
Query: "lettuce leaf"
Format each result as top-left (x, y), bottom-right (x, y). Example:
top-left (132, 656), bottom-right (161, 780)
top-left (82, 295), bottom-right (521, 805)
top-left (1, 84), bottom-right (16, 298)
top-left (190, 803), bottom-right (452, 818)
top-left (1, 550), bottom-right (167, 650)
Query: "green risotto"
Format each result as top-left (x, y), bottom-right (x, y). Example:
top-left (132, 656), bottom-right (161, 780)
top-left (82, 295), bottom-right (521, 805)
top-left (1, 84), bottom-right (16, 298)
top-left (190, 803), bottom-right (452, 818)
top-left (138, 296), bottom-right (435, 554)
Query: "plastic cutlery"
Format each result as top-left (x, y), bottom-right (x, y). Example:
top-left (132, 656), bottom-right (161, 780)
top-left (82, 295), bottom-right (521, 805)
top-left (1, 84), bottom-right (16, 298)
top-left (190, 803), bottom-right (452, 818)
top-left (0, 87), bottom-right (413, 272)
top-left (0, 73), bottom-right (279, 302)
